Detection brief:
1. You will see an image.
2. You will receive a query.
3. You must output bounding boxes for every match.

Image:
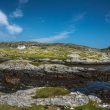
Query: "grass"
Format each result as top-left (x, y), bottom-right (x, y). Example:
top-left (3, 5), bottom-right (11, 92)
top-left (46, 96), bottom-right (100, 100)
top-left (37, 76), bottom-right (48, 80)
top-left (33, 87), bottom-right (70, 98)
top-left (0, 104), bottom-right (19, 110)
top-left (0, 104), bottom-right (61, 110)
top-left (24, 105), bottom-right (46, 110)
top-left (0, 47), bottom-right (69, 61)
top-left (0, 44), bottom-right (105, 61)
top-left (0, 99), bottom-right (107, 110)
top-left (74, 101), bottom-right (107, 110)
top-left (0, 102), bottom-right (107, 110)
top-left (78, 51), bottom-right (103, 60)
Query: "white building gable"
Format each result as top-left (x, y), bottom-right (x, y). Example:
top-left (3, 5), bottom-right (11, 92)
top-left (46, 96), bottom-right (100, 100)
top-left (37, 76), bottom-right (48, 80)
top-left (17, 45), bottom-right (26, 50)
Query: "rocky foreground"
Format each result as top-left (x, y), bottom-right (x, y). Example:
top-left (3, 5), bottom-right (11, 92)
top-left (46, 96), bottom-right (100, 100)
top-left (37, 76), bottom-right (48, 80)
top-left (0, 87), bottom-right (101, 107)
top-left (0, 42), bottom-right (110, 109)
top-left (0, 60), bottom-right (109, 109)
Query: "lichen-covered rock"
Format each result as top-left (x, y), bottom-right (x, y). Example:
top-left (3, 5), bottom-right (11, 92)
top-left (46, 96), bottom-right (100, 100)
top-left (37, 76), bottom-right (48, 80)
top-left (0, 61), bottom-right (109, 89)
top-left (34, 92), bottom-right (89, 107)
top-left (0, 88), bottom-right (104, 108)
top-left (0, 60), bottom-right (40, 71)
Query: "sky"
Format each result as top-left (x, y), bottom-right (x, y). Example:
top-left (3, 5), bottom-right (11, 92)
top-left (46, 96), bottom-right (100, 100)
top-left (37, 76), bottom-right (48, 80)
top-left (0, 0), bottom-right (110, 48)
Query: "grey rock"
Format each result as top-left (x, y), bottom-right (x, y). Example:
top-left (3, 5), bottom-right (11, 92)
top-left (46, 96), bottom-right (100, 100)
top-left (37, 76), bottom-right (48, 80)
top-left (0, 88), bottom-right (106, 108)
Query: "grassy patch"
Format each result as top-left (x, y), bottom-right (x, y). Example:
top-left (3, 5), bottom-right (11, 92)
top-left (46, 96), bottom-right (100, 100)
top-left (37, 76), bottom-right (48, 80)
top-left (33, 87), bottom-right (70, 98)
top-left (0, 47), bottom-right (69, 61)
top-left (0, 104), bottom-right (18, 110)
top-left (0, 44), bottom-right (106, 61)
top-left (74, 101), bottom-right (107, 110)
top-left (0, 103), bottom-right (107, 110)
top-left (79, 51), bottom-right (103, 60)
top-left (24, 105), bottom-right (46, 110)
top-left (0, 104), bottom-right (59, 110)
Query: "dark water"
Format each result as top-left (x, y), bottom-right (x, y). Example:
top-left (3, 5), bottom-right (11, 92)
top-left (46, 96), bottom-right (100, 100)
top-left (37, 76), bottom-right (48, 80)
top-left (72, 81), bottom-right (110, 103)
top-left (72, 81), bottom-right (110, 93)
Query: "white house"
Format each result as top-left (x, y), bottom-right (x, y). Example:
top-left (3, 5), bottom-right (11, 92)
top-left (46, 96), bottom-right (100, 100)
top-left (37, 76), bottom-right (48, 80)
top-left (17, 45), bottom-right (26, 50)
top-left (68, 53), bottom-right (80, 60)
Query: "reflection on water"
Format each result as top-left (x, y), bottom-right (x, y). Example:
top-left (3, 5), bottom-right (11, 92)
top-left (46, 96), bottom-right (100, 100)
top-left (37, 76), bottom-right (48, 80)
top-left (72, 81), bottom-right (110, 103)
top-left (72, 81), bottom-right (110, 94)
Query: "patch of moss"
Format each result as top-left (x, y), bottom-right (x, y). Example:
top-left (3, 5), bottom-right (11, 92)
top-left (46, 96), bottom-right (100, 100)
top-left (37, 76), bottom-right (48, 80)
top-left (33, 87), bottom-right (70, 98)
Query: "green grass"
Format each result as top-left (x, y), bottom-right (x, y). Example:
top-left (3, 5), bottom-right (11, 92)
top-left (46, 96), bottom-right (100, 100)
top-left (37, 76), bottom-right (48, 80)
top-left (79, 51), bottom-right (103, 60)
top-left (0, 47), bottom-right (69, 61)
top-left (0, 104), bottom-right (60, 110)
top-left (24, 105), bottom-right (46, 110)
top-left (74, 101), bottom-right (107, 110)
top-left (0, 44), bottom-right (105, 61)
top-left (0, 102), bottom-right (107, 110)
top-left (0, 104), bottom-right (17, 110)
top-left (33, 87), bottom-right (70, 98)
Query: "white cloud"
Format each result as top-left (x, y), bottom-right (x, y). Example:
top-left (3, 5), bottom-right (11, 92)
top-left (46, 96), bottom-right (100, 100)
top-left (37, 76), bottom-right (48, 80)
top-left (10, 0), bottom-right (29, 18)
top-left (32, 31), bottom-right (74, 43)
top-left (0, 11), bottom-right (8, 25)
top-left (0, 10), bottom-right (23, 34)
top-left (105, 12), bottom-right (110, 23)
top-left (11, 8), bottom-right (23, 18)
top-left (73, 12), bottom-right (86, 22)
top-left (7, 24), bottom-right (23, 34)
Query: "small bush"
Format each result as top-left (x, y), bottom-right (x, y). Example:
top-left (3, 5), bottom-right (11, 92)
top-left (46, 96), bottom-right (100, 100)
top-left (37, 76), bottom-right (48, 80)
top-left (33, 87), bottom-right (70, 98)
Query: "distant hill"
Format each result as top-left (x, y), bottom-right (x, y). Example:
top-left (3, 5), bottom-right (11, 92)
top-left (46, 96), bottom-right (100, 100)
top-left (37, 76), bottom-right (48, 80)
top-left (0, 42), bottom-right (109, 62)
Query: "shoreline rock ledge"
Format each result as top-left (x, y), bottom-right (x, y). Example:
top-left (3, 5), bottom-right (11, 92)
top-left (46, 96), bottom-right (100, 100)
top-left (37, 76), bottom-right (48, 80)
top-left (0, 88), bottom-right (105, 108)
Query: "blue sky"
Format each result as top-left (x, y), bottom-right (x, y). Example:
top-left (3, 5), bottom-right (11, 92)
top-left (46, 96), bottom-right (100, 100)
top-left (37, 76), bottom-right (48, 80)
top-left (0, 0), bottom-right (110, 48)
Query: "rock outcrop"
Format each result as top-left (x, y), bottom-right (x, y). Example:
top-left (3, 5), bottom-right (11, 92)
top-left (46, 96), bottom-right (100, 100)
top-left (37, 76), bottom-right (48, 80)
top-left (0, 88), bottom-right (101, 107)
top-left (0, 60), bottom-right (109, 90)
top-left (0, 42), bottom-right (110, 109)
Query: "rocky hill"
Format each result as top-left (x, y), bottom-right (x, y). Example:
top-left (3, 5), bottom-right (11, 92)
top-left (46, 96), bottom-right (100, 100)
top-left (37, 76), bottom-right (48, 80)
top-left (0, 42), bottom-right (110, 110)
top-left (0, 42), bottom-right (110, 62)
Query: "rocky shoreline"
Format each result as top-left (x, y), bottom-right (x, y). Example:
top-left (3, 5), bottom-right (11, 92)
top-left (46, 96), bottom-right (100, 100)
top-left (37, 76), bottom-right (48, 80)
top-left (0, 88), bottom-right (105, 107)
top-left (0, 60), bottom-right (109, 109)
top-left (0, 87), bottom-right (109, 109)
top-left (0, 60), bottom-right (109, 87)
